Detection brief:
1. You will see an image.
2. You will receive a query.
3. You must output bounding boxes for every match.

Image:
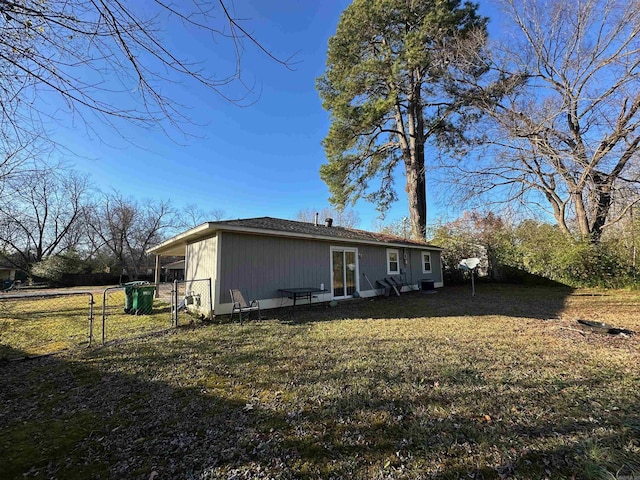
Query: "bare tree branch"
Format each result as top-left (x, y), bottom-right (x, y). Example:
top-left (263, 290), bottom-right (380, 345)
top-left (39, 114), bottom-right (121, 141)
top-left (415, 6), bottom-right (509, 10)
top-left (0, 0), bottom-right (294, 147)
top-left (84, 191), bottom-right (176, 278)
top-left (0, 161), bottom-right (90, 272)
top-left (444, 0), bottom-right (640, 242)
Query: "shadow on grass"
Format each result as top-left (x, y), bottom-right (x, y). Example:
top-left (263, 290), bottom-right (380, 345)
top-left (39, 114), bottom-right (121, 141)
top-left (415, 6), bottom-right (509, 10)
top-left (0, 343), bottom-right (282, 479)
top-left (253, 284), bottom-right (575, 325)
top-left (279, 388), bottom-right (639, 479)
top-left (1, 317), bottom-right (638, 480)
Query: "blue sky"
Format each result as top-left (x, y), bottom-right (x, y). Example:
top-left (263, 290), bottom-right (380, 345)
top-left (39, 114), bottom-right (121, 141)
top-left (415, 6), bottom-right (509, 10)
top-left (60, 0), bottom-right (501, 231)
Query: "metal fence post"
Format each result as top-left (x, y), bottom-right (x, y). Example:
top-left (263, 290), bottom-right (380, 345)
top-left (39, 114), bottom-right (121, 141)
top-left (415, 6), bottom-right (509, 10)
top-left (2, 286), bottom-right (177, 355)
top-left (102, 288), bottom-right (108, 345)
top-left (170, 281), bottom-right (174, 327)
top-left (208, 278), bottom-right (213, 319)
top-left (88, 293), bottom-right (94, 347)
top-left (173, 279), bottom-right (179, 327)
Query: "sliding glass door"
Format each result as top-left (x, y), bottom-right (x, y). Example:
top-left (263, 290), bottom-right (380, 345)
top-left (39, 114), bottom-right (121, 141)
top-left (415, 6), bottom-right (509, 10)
top-left (331, 247), bottom-right (358, 299)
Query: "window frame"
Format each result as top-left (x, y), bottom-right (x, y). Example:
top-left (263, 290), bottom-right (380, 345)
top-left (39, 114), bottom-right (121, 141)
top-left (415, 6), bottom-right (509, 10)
top-left (421, 251), bottom-right (432, 274)
top-left (387, 248), bottom-right (400, 275)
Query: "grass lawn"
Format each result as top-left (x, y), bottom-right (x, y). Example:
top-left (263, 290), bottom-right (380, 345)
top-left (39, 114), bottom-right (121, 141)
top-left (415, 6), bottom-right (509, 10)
top-left (0, 284), bottom-right (638, 479)
top-left (0, 289), bottom-right (172, 359)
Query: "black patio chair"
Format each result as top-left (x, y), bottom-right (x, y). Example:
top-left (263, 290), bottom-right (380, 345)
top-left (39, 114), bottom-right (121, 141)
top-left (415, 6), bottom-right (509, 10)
top-left (229, 289), bottom-right (261, 322)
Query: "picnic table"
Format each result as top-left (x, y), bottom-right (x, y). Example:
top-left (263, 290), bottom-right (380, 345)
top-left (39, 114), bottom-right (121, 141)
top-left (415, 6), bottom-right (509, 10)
top-left (278, 287), bottom-right (328, 307)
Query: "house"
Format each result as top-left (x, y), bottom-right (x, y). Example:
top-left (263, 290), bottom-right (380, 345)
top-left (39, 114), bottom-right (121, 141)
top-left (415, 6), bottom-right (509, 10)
top-left (162, 259), bottom-right (185, 282)
top-left (148, 217), bottom-right (443, 315)
top-left (0, 259), bottom-right (16, 282)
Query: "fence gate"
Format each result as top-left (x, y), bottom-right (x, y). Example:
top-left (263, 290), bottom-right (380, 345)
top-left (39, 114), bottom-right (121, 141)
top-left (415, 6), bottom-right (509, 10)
top-left (0, 279), bottom-right (212, 360)
top-left (171, 278), bottom-right (213, 326)
top-left (101, 284), bottom-right (174, 345)
top-left (0, 291), bottom-right (95, 360)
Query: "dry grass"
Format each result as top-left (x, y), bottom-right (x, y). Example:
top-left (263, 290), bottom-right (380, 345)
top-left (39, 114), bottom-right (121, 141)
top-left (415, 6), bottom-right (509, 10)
top-left (0, 289), bottom-right (172, 359)
top-left (0, 284), bottom-right (638, 479)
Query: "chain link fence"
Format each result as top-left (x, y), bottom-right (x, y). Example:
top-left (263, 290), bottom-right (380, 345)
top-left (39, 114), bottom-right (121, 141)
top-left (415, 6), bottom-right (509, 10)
top-left (100, 284), bottom-right (172, 345)
top-left (0, 290), bottom-right (96, 360)
top-left (171, 278), bottom-right (213, 326)
top-left (0, 279), bottom-right (213, 360)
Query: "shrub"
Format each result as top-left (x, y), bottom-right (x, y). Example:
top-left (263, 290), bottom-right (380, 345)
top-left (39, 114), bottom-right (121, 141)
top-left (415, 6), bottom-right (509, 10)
top-left (432, 214), bottom-right (638, 288)
top-left (30, 251), bottom-right (87, 284)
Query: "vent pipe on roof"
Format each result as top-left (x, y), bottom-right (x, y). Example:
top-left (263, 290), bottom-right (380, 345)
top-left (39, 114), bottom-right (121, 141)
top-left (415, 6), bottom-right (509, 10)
top-left (315, 212), bottom-right (319, 227)
top-left (325, 217), bottom-right (333, 227)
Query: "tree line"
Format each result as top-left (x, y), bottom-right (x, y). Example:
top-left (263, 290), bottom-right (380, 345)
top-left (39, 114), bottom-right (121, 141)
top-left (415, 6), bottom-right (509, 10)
top-left (0, 159), bottom-right (363, 285)
top-left (429, 210), bottom-right (639, 288)
top-left (0, 160), bottom-right (224, 283)
top-left (3, 155), bottom-right (636, 288)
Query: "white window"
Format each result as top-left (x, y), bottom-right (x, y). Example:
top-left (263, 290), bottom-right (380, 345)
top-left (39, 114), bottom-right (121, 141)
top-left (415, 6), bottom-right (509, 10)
top-left (422, 252), bottom-right (432, 274)
top-left (387, 249), bottom-right (400, 274)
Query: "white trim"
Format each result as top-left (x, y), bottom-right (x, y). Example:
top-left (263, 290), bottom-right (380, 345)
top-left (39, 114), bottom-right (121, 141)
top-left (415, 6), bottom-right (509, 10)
top-left (330, 246), bottom-right (360, 300)
top-left (214, 233), bottom-right (222, 314)
top-left (386, 248), bottom-right (400, 275)
top-left (358, 288), bottom-right (383, 298)
top-left (213, 282), bottom-right (443, 316)
top-left (148, 222), bottom-right (215, 254)
top-left (421, 251), bottom-right (432, 274)
top-left (216, 292), bottom-right (332, 315)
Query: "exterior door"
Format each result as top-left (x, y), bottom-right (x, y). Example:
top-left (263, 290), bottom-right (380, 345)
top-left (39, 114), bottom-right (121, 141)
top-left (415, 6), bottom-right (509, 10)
top-left (331, 247), bottom-right (358, 299)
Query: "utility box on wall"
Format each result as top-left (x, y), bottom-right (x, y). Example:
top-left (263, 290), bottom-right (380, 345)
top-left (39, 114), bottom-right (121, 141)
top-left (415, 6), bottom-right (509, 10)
top-left (420, 280), bottom-right (435, 291)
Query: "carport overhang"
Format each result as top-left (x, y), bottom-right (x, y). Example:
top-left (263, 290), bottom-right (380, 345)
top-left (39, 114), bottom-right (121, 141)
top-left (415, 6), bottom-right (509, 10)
top-left (148, 223), bottom-right (218, 295)
top-left (147, 223), bottom-right (218, 257)
top-left (148, 241), bottom-right (188, 257)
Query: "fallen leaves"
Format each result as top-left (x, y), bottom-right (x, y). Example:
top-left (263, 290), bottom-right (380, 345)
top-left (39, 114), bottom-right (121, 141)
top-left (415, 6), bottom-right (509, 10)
top-left (1, 285), bottom-right (639, 478)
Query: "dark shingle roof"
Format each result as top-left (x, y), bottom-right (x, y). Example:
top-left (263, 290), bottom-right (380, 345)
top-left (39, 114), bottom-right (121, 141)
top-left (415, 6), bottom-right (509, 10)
top-left (149, 216), bottom-right (441, 255)
top-left (213, 217), bottom-right (439, 249)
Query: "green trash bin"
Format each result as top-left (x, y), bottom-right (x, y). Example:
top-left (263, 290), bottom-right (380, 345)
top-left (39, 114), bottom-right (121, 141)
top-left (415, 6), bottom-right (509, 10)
top-left (123, 281), bottom-right (148, 313)
top-left (132, 285), bottom-right (156, 315)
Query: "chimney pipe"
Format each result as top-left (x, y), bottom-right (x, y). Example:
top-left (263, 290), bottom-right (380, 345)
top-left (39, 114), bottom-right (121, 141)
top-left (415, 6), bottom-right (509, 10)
top-left (314, 212), bottom-right (319, 227)
top-left (325, 217), bottom-right (333, 227)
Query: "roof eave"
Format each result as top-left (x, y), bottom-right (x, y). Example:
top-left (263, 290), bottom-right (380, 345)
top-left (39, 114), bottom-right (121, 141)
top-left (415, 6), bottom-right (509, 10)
top-left (213, 224), bottom-right (442, 250)
top-left (147, 222), bottom-right (215, 255)
top-left (148, 222), bottom-right (442, 255)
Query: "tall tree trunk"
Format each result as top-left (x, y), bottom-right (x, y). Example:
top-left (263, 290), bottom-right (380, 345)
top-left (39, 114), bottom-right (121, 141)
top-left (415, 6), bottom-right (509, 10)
top-left (405, 80), bottom-right (428, 240)
top-left (572, 191), bottom-right (591, 240)
top-left (590, 199), bottom-right (611, 243)
top-left (405, 147), bottom-right (427, 240)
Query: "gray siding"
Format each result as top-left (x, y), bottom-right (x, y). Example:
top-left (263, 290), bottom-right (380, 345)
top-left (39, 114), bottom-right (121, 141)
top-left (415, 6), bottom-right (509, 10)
top-left (358, 247), bottom-right (442, 287)
top-left (357, 245), bottom-right (388, 289)
top-left (406, 249), bottom-right (442, 284)
top-left (217, 232), bottom-right (443, 303)
top-left (218, 232), bottom-right (332, 303)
